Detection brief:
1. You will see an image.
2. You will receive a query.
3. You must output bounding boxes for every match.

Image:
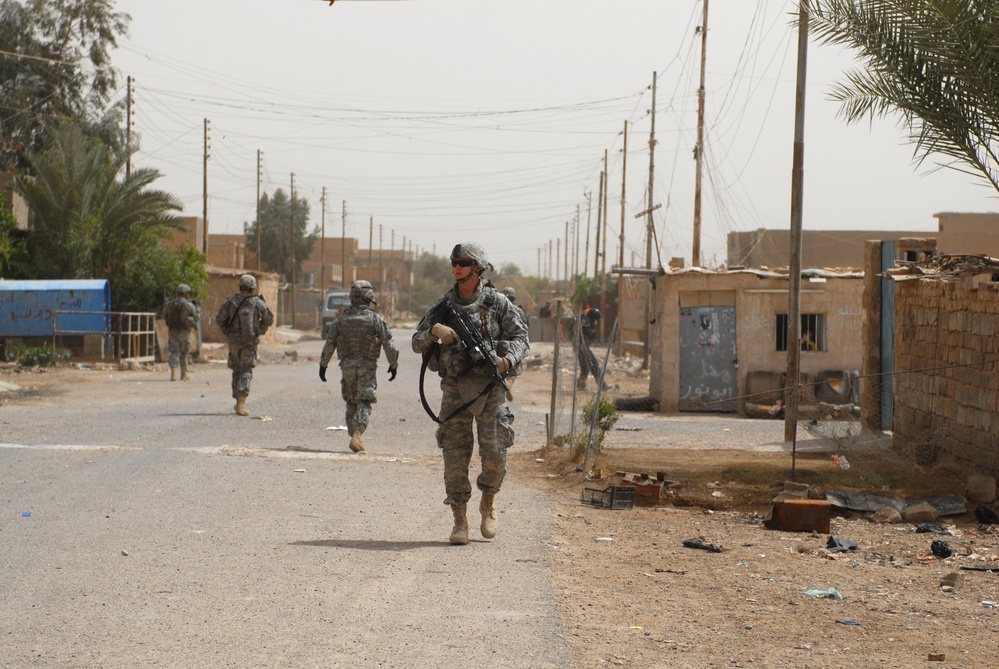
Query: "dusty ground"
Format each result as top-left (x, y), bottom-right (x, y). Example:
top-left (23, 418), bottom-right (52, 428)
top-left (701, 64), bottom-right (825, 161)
top-left (509, 350), bottom-right (999, 668)
top-left (5, 340), bottom-right (999, 668)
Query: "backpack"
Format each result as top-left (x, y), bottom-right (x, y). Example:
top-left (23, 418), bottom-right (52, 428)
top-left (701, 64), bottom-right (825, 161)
top-left (237, 297), bottom-right (258, 338)
top-left (166, 299), bottom-right (186, 329)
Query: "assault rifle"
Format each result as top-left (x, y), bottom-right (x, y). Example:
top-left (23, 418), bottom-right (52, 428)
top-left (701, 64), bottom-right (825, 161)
top-left (432, 301), bottom-right (509, 393)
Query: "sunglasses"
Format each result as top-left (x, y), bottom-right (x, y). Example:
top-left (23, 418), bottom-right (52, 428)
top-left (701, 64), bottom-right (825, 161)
top-left (451, 259), bottom-right (474, 268)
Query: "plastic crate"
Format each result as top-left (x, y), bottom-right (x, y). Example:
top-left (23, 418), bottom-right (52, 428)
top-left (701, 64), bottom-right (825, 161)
top-left (580, 485), bottom-right (636, 510)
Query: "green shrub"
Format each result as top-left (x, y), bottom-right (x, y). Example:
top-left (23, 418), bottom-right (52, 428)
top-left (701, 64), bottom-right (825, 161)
top-left (6, 344), bottom-right (71, 367)
top-left (564, 394), bottom-right (621, 462)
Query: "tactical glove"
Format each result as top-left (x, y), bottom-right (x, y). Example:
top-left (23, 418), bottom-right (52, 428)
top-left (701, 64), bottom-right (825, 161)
top-left (491, 352), bottom-right (511, 374)
top-left (430, 323), bottom-right (457, 345)
top-left (319, 365), bottom-right (327, 382)
top-left (388, 366), bottom-right (398, 382)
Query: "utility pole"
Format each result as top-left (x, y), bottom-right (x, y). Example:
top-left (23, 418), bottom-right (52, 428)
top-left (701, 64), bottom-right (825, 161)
top-left (594, 170), bottom-right (604, 280)
top-left (125, 76), bottom-right (133, 179)
top-left (600, 149), bottom-right (609, 340)
top-left (784, 0), bottom-right (810, 448)
top-left (378, 223), bottom-right (384, 291)
top-left (289, 173), bottom-right (296, 330)
top-left (644, 72), bottom-right (658, 369)
top-left (368, 217), bottom-right (373, 280)
top-left (617, 121), bottom-right (628, 355)
top-left (320, 186), bottom-right (327, 296)
top-left (202, 118), bottom-right (210, 257)
top-left (692, 0), bottom-right (709, 267)
top-left (256, 150), bottom-right (262, 270)
top-left (583, 190), bottom-right (592, 277)
top-left (341, 200), bottom-right (347, 287)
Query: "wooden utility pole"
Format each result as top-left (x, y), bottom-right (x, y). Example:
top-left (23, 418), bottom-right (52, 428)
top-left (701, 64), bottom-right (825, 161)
top-left (644, 72), bottom-right (658, 370)
top-left (600, 149), bottom-right (609, 341)
top-left (594, 170), bottom-right (604, 280)
top-left (564, 221), bottom-right (570, 293)
top-left (784, 0), bottom-right (810, 448)
top-left (202, 118), bottom-right (210, 256)
top-left (289, 173), bottom-right (296, 329)
top-left (256, 150), bottom-right (263, 270)
top-left (320, 186), bottom-right (327, 296)
top-left (692, 0), bottom-right (709, 267)
top-left (583, 190), bottom-right (592, 277)
top-left (341, 200), bottom-right (347, 287)
top-left (368, 217), bottom-right (373, 279)
top-left (617, 121), bottom-right (628, 355)
top-left (125, 76), bottom-right (133, 179)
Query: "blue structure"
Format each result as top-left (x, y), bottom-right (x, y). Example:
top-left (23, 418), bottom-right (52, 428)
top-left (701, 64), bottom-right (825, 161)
top-left (0, 280), bottom-right (112, 337)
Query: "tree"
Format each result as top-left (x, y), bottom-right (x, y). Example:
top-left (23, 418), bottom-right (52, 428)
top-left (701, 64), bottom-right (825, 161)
top-left (244, 188), bottom-right (317, 283)
top-left (809, 0), bottom-right (999, 192)
top-left (0, 0), bottom-right (130, 171)
top-left (406, 252), bottom-right (453, 313)
top-left (14, 122), bottom-right (192, 311)
top-left (0, 191), bottom-right (27, 275)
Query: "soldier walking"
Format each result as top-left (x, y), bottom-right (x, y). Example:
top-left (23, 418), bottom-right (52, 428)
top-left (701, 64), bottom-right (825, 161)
top-left (412, 242), bottom-right (529, 545)
top-left (164, 283), bottom-right (199, 382)
top-left (318, 280), bottom-right (399, 453)
top-left (214, 274), bottom-right (274, 416)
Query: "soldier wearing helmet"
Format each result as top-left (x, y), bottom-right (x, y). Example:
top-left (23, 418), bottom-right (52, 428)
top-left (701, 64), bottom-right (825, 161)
top-left (319, 280), bottom-right (399, 453)
top-left (214, 274), bottom-right (274, 416)
top-left (412, 242), bottom-right (529, 545)
top-left (163, 283), bottom-right (199, 382)
top-left (501, 286), bottom-right (529, 328)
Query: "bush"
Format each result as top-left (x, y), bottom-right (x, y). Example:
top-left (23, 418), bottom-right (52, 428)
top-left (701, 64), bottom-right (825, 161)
top-left (5, 344), bottom-right (71, 367)
top-left (565, 394), bottom-right (621, 462)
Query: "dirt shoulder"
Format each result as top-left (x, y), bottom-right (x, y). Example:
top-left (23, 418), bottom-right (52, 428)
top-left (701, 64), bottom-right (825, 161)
top-left (507, 352), bottom-right (999, 668)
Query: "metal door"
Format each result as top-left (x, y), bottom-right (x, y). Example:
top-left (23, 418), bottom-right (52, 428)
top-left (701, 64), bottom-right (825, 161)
top-left (678, 306), bottom-right (737, 412)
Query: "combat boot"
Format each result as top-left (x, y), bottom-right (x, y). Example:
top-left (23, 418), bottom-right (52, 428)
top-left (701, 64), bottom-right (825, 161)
top-left (170, 368), bottom-right (177, 382)
top-left (180, 368), bottom-right (190, 381)
top-left (349, 433), bottom-right (365, 453)
top-left (480, 493), bottom-right (497, 539)
top-left (234, 396), bottom-right (249, 416)
top-left (449, 503), bottom-right (469, 545)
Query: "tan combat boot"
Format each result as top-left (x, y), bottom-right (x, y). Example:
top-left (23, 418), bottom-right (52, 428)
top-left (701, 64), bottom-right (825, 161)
top-left (234, 396), bottom-right (249, 416)
top-left (480, 493), bottom-right (497, 539)
top-left (180, 368), bottom-right (190, 381)
top-left (449, 503), bottom-right (469, 545)
top-left (349, 433), bottom-right (365, 453)
top-left (170, 368), bottom-right (177, 382)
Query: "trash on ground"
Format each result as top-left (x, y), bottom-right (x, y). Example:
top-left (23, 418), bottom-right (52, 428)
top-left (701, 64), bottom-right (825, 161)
top-left (293, 469), bottom-right (306, 473)
top-left (826, 490), bottom-right (966, 517)
top-left (826, 536), bottom-right (858, 553)
top-left (804, 588), bottom-right (843, 599)
top-left (682, 538), bottom-right (725, 553)
top-left (915, 523), bottom-right (947, 534)
top-left (835, 619), bottom-right (862, 626)
top-left (931, 540), bottom-right (954, 558)
top-left (326, 425), bottom-right (348, 431)
top-left (976, 505), bottom-right (999, 524)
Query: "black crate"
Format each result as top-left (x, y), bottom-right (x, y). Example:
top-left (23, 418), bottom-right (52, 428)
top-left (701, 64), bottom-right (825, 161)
top-left (580, 485), bottom-right (636, 510)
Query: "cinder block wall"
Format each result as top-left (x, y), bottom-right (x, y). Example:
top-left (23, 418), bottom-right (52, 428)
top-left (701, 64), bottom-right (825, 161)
top-left (893, 279), bottom-right (999, 475)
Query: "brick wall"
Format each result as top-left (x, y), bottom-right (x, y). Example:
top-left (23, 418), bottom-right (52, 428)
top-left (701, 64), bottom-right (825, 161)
top-left (892, 279), bottom-right (999, 475)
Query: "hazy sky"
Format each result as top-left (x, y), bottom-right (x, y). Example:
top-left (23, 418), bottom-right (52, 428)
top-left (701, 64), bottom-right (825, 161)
top-left (111, 0), bottom-right (998, 275)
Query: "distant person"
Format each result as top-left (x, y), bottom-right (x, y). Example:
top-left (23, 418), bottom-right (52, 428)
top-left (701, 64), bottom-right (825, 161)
top-left (801, 329), bottom-right (817, 351)
top-left (412, 242), bottom-right (529, 545)
top-left (214, 274), bottom-right (274, 416)
top-left (501, 287), bottom-right (530, 328)
top-left (571, 312), bottom-right (601, 391)
top-left (164, 283), bottom-right (199, 382)
top-left (318, 280), bottom-right (399, 454)
top-left (580, 304), bottom-right (601, 343)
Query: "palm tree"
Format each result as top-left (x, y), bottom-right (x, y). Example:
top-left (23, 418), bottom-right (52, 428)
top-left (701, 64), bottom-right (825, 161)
top-left (809, 0), bottom-right (999, 192)
top-left (15, 122), bottom-right (185, 308)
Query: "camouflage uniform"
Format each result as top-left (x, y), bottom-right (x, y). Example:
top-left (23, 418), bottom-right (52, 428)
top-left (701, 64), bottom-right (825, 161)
top-left (320, 302), bottom-right (399, 440)
top-left (165, 295), bottom-right (199, 376)
top-left (412, 282), bottom-right (529, 506)
top-left (215, 291), bottom-right (274, 400)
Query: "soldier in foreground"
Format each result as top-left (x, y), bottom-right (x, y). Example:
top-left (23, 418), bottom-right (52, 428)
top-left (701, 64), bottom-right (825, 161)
top-left (318, 280), bottom-right (399, 453)
top-left (214, 274), bottom-right (274, 416)
top-left (412, 242), bottom-right (529, 545)
top-left (164, 283), bottom-right (199, 382)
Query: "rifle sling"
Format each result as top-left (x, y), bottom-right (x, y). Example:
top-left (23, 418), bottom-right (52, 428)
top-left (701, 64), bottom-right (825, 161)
top-left (419, 352), bottom-right (499, 424)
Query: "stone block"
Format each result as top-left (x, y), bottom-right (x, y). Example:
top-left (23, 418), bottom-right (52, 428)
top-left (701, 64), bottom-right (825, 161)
top-left (967, 475), bottom-right (997, 504)
top-left (763, 499), bottom-right (830, 533)
top-left (902, 501), bottom-right (939, 523)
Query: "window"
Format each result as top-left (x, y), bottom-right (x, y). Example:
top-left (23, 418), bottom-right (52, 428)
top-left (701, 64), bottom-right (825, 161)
top-left (775, 313), bottom-right (825, 352)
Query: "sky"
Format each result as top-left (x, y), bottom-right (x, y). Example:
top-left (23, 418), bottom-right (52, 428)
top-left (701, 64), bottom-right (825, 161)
top-left (110, 0), bottom-right (999, 276)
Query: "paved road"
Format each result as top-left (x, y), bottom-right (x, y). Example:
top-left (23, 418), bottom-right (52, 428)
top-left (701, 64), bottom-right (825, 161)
top-left (0, 329), bottom-right (571, 668)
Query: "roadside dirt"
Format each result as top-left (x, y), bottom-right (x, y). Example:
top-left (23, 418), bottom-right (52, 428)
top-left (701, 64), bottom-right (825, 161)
top-left (508, 357), bottom-right (999, 668)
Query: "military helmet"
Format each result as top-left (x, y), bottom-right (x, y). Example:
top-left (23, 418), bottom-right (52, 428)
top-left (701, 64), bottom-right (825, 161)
top-left (177, 283), bottom-right (191, 296)
top-left (349, 280), bottom-right (376, 305)
top-left (238, 274), bottom-right (257, 291)
top-left (450, 242), bottom-right (493, 273)
top-left (501, 287), bottom-right (517, 301)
